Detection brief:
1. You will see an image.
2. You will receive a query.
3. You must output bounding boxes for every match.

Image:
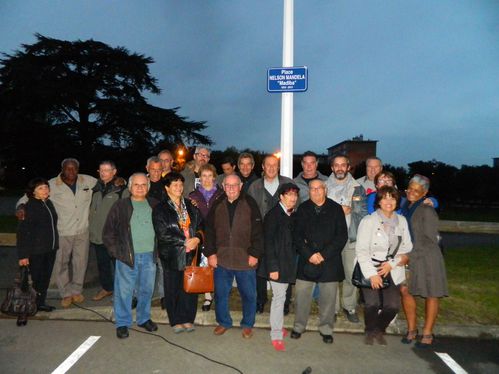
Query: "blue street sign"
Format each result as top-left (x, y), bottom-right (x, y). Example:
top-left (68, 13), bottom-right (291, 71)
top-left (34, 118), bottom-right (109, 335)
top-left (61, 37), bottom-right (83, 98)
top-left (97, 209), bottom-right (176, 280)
top-left (267, 66), bottom-right (308, 93)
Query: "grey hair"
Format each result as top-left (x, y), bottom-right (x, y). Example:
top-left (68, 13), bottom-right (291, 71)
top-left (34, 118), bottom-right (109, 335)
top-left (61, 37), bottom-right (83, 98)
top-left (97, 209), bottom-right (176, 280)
top-left (195, 146), bottom-right (210, 155)
top-left (366, 157), bottom-right (383, 167)
top-left (146, 156), bottom-right (161, 167)
top-left (128, 172), bottom-right (150, 191)
top-left (409, 174), bottom-right (430, 191)
top-left (238, 152), bottom-right (255, 167)
top-left (310, 178), bottom-right (327, 189)
top-left (61, 158), bottom-right (80, 169)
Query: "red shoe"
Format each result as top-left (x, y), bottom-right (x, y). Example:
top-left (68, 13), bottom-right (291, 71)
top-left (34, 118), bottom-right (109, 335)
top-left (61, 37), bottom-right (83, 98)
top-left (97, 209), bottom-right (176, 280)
top-left (272, 339), bottom-right (286, 351)
top-left (242, 328), bottom-right (253, 339)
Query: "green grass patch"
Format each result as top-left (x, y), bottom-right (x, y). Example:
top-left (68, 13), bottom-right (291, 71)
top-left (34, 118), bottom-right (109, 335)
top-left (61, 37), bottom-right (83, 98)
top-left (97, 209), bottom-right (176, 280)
top-left (0, 215), bottom-right (17, 233)
top-left (440, 206), bottom-right (499, 222)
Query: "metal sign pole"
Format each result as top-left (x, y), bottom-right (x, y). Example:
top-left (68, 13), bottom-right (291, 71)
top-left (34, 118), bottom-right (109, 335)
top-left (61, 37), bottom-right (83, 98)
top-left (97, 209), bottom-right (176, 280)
top-left (280, 0), bottom-right (294, 178)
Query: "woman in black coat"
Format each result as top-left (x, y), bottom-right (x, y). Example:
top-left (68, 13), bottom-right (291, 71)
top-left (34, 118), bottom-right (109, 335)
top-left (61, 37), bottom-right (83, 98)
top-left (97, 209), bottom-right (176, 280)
top-left (152, 172), bottom-right (204, 333)
top-left (259, 183), bottom-right (300, 352)
top-left (17, 177), bottom-right (59, 313)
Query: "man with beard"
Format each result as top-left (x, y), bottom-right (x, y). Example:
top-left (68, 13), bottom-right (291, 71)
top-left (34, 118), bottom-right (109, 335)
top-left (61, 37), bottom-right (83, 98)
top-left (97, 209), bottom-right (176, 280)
top-left (326, 155), bottom-right (367, 323)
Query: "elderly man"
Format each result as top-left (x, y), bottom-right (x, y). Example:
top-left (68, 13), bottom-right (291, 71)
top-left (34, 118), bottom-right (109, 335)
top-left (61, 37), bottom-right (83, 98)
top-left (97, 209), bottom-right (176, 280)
top-left (326, 155), bottom-right (367, 323)
top-left (16, 159), bottom-right (97, 308)
top-left (103, 173), bottom-right (159, 339)
top-left (356, 157), bottom-right (383, 194)
top-left (247, 154), bottom-right (294, 314)
top-left (294, 151), bottom-right (328, 204)
top-left (204, 174), bottom-right (263, 339)
top-left (290, 179), bottom-right (348, 344)
top-left (89, 160), bottom-right (129, 301)
top-left (237, 152), bottom-right (258, 192)
top-left (181, 146), bottom-right (211, 197)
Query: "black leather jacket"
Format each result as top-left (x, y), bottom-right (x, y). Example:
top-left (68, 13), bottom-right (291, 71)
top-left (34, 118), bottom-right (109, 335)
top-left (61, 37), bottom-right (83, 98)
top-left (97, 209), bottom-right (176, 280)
top-left (152, 196), bottom-right (204, 271)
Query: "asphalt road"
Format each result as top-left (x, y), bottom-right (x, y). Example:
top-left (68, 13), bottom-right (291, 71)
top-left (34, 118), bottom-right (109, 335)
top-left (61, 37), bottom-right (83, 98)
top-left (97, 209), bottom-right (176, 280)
top-left (0, 319), bottom-right (497, 374)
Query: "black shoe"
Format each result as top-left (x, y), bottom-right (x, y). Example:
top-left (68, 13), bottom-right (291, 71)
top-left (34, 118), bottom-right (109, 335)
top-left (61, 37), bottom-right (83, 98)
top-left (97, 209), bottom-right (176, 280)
top-left (320, 333), bottom-right (334, 344)
top-left (38, 304), bottom-right (56, 312)
top-left (290, 330), bottom-right (301, 339)
top-left (138, 319), bottom-right (158, 332)
top-left (283, 304), bottom-right (290, 316)
top-left (131, 296), bottom-right (138, 310)
top-left (117, 326), bottom-right (129, 339)
top-left (256, 303), bottom-right (264, 314)
top-left (202, 299), bottom-right (212, 312)
top-left (344, 308), bottom-right (360, 323)
top-left (16, 317), bottom-right (28, 326)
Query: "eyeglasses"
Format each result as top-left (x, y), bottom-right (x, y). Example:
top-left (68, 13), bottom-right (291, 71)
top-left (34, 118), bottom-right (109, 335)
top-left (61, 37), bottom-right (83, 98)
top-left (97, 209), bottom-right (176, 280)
top-left (224, 183), bottom-right (241, 189)
top-left (195, 153), bottom-right (210, 159)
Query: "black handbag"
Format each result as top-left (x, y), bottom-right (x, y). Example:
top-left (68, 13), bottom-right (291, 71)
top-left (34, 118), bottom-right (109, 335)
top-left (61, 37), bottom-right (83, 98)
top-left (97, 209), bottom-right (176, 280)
top-left (352, 237), bottom-right (402, 289)
top-left (1, 266), bottom-right (38, 317)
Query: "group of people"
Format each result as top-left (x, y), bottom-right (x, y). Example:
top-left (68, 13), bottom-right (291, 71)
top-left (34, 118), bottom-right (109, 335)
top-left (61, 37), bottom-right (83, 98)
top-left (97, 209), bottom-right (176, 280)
top-left (15, 147), bottom-right (448, 352)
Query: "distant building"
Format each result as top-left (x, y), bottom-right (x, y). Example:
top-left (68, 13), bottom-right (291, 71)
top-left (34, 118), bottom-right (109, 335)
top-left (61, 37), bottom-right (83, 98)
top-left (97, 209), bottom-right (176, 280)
top-left (327, 135), bottom-right (378, 173)
top-left (493, 158), bottom-right (499, 168)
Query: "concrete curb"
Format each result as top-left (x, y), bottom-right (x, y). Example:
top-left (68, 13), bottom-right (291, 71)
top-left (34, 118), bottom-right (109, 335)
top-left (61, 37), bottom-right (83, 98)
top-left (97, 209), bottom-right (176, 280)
top-left (3, 305), bottom-right (497, 340)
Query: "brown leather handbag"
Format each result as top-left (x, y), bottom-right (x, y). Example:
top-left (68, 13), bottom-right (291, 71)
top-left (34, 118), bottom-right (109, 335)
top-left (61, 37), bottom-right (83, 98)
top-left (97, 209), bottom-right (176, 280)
top-left (183, 246), bottom-right (214, 294)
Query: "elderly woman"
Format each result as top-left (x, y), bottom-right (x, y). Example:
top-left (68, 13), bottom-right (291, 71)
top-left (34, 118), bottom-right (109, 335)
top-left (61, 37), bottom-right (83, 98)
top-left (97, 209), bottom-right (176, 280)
top-left (153, 172), bottom-right (204, 333)
top-left (189, 164), bottom-right (224, 311)
top-left (17, 178), bottom-right (59, 317)
top-left (400, 174), bottom-right (448, 348)
top-left (355, 186), bottom-right (412, 345)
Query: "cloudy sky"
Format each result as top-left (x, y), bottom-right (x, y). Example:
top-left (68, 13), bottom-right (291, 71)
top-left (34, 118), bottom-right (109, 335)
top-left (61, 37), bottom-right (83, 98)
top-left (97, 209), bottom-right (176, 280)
top-left (1, 0), bottom-right (497, 167)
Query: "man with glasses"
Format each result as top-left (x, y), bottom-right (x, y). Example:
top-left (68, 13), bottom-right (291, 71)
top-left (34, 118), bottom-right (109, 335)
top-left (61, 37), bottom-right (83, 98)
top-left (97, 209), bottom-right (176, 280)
top-left (204, 174), bottom-right (263, 339)
top-left (181, 146), bottom-right (211, 197)
top-left (291, 179), bottom-right (348, 344)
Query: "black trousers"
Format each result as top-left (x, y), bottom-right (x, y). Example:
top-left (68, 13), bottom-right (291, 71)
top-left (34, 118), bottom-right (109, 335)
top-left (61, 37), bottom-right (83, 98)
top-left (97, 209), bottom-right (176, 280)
top-left (29, 250), bottom-right (56, 306)
top-left (361, 279), bottom-right (400, 334)
top-left (161, 262), bottom-right (198, 326)
top-left (92, 243), bottom-right (115, 292)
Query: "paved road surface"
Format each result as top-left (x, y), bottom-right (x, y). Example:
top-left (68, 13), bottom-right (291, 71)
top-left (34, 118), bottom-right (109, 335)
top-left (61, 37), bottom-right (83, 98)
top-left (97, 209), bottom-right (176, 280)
top-left (1, 320), bottom-right (497, 374)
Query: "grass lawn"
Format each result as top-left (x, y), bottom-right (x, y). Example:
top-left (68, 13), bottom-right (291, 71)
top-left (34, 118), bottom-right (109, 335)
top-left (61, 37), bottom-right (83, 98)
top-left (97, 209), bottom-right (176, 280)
top-left (438, 245), bottom-right (499, 325)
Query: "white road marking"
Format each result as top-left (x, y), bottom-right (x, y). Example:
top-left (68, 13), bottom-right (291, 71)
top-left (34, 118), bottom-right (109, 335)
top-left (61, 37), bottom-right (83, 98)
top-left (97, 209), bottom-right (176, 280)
top-left (51, 336), bottom-right (101, 374)
top-left (435, 352), bottom-right (468, 374)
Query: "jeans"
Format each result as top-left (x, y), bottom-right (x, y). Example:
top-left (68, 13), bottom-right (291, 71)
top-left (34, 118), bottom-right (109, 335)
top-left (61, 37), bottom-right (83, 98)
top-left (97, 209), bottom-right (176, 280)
top-left (114, 252), bottom-right (156, 327)
top-left (214, 266), bottom-right (256, 329)
top-left (92, 243), bottom-right (115, 292)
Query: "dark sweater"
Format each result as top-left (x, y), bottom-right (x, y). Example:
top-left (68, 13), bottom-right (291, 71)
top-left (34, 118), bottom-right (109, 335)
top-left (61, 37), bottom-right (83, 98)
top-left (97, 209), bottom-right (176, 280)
top-left (17, 198), bottom-right (59, 259)
top-left (204, 194), bottom-right (263, 270)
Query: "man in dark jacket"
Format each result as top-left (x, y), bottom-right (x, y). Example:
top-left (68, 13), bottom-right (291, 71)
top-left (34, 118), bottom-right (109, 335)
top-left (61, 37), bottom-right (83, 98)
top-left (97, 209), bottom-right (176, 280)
top-left (290, 179), bottom-right (348, 344)
top-left (103, 173), bottom-right (159, 339)
top-left (204, 174), bottom-right (263, 339)
top-left (89, 160), bottom-right (129, 301)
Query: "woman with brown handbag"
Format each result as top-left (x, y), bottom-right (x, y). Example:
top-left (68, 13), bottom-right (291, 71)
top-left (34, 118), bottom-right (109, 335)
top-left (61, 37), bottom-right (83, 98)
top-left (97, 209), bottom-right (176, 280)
top-left (153, 172), bottom-right (204, 333)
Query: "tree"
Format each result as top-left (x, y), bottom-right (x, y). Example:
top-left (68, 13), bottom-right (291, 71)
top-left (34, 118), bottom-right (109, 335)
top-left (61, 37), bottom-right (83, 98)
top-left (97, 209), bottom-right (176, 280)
top-left (0, 34), bottom-right (211, 185)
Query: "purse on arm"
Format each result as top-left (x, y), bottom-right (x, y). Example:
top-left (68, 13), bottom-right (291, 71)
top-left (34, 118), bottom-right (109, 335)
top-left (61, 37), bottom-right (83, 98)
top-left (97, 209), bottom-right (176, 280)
top-left (183, 246), bottom-right (214, 294)
top-left (352, 236), bottom-right (402, 289)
